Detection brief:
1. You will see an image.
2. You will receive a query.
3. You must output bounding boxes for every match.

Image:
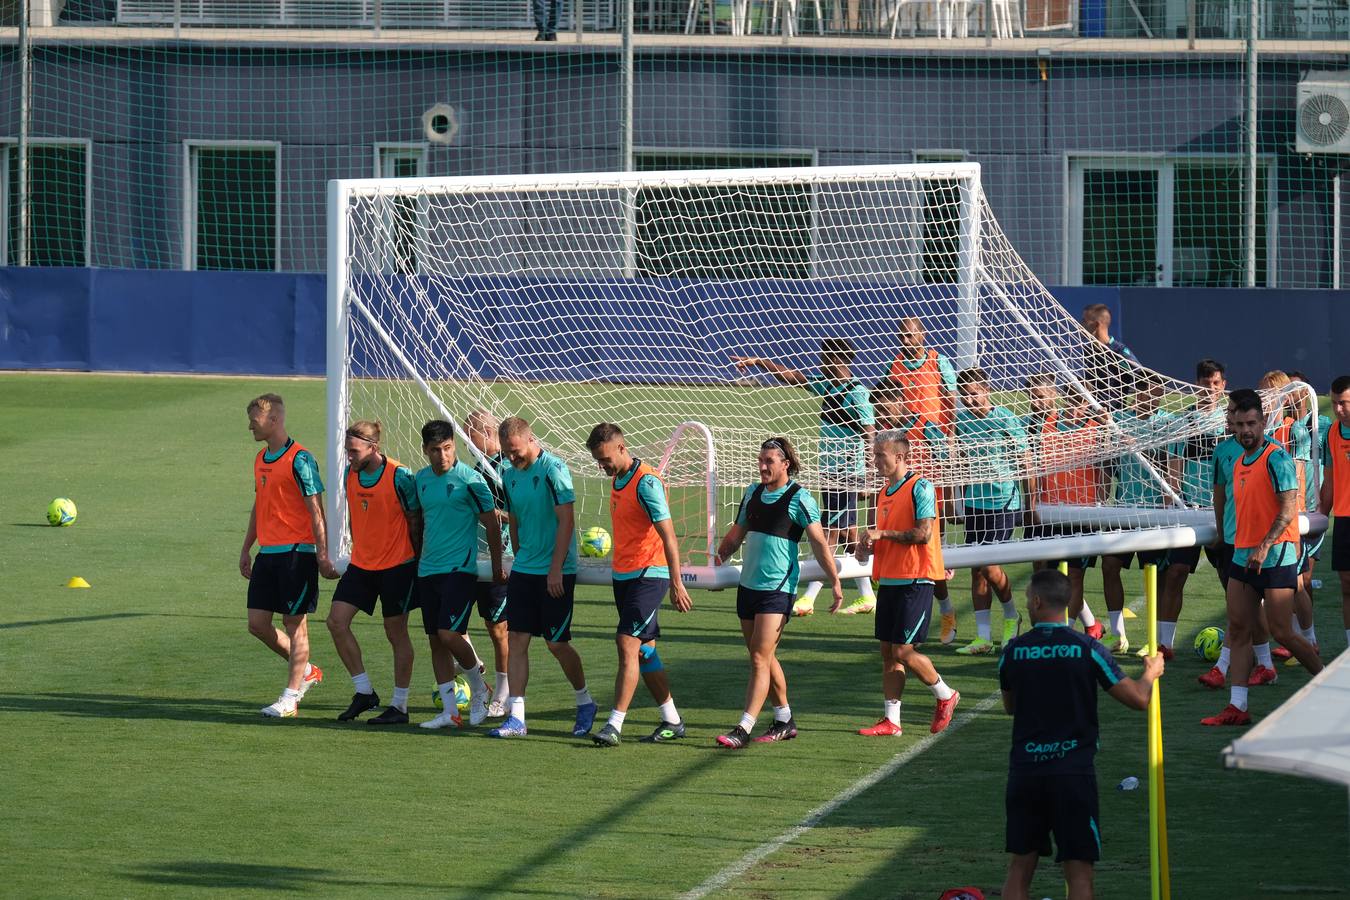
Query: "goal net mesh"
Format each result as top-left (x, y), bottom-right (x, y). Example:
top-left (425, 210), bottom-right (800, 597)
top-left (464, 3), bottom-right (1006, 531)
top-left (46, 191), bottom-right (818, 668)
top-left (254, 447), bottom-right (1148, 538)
top-left (332, 164), bottom-right (1254, 575)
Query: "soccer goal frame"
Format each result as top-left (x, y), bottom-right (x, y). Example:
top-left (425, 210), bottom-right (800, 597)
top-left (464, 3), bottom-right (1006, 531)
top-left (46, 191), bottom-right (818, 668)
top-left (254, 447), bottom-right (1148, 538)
top-left (325, 164), bottom-right (1325, 587)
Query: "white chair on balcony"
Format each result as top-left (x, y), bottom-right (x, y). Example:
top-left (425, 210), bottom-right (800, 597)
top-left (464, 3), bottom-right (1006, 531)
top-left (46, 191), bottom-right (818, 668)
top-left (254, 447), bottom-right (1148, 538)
top-left (990, 0), bottom-right (1023, 37)
top-left (887, 0), bottom-right (968, 38)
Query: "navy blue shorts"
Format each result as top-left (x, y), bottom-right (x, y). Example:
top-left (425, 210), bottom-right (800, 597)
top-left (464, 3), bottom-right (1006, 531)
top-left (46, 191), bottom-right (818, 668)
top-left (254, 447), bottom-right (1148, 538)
top-left (247, 550), bottom-right (319, 617)
top-left (507, 571), bottom-right (576, 642)
top-left (1166, 542), bottom-right (1232, 576)
top-left (613, 576), bottom-right (667, 641)
top-left (736, 586), bottom-right (793, 620)
top-left (333, 560), bottom-right (417, 618)
top-left (418, 571), bottom-right (477, 635)
top-left (964, 506), bottom-right (1019, 546)
top-left (1103, 549), bottom-right (1168, 569)
top-left (1005, 773), bottom-right (1101, 863)
top-left (821, 490), bottom-right (859, 533)
top-left (1227, 562), bottom-right (1300, 592)
top-left (875, 583), bottom-right (934, 645)
top-left (1332, 517), bottom-right (1350, 571)
top-left (475, 581), bottom-right (509, 625)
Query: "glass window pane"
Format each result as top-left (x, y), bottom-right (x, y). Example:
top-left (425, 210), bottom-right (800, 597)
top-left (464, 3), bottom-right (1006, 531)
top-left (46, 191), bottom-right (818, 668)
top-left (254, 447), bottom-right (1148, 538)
top-left (195, 148), bottom-right (276, 271)
top-left (1173, 163), bottom-right (1267, 287)
top-left (6, 144), bottom-right (87, 267)
top-left (1082, 169), bottom-right (1157, 286)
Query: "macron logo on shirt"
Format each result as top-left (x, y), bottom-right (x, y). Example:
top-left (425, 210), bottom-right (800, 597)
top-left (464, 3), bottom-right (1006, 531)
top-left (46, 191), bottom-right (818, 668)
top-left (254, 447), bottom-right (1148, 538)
top-left (1012, 643), bottom-right (1082, 661)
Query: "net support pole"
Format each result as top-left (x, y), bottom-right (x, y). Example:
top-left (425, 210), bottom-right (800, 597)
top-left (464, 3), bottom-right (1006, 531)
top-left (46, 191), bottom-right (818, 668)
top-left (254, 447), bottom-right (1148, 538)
top-left (954, 172), bottom-right (982, 371)
top-left (1244, 0), bottom-right (1258, 288)
top-left (326, 180), bottom-right (352, 569)
top-left (1145, 562), bottom-right (1171, 900)
top-left (17, 0), bottom-right (30, 267)
top-left (620, 0), bottom-right (636, 276)
top-left (1334, 172), bottom-right (1342, 291)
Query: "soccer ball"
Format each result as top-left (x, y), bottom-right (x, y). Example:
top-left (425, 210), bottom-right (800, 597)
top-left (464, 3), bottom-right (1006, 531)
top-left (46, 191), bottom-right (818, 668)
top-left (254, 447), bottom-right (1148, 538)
top-left (1194, 626), bottom-right (1225, 662)
top-left (581, 525), bottom-right (612, 558)
top-left (46, 498), bottom-right (77, 527)
top-left (430, 676), bottom-right (472, 713)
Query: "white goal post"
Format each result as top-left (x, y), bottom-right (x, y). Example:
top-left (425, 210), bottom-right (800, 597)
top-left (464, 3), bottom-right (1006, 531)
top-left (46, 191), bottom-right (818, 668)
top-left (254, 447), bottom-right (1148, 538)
top-left (326, 163), bottom-right (1325, 588)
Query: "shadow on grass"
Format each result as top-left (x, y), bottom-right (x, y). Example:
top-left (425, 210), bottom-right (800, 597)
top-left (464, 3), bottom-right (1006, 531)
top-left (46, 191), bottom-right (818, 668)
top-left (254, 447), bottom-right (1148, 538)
top-left (0, 613), bottom-right (152, 630)
top-left (123, 860), bottom-right (437, 892)
top-left (0, 691), bottom-right (362, 730)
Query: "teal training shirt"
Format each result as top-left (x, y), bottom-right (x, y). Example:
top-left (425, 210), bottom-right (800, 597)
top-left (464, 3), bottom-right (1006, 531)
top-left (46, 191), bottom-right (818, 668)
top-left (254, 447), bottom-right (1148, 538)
top-left (1212, 436), bottom-right (1244, 543)
top-left (411, 460), bottom-right (494, 576)
top-left (878, 476), bottom-right (938, 587)
top-left (955, 404), bottom-right (1027, 511)
top-left (259, 438), bottom-right (324, 554)
top-left (500, 450), bottom-right (579, 576)
top-left (1168, 403), bottom-right (1228, 507)
top-left (807, 376), bottom-right (874, 477)
top-left (1231, 438), bottom-right (1300, 570)
top-left (735, 481), bottom-right (820, 594)
top-left (613, 461), bottom-right (672, 581)
top-left (1113, 407), bottom-right (1174, 508)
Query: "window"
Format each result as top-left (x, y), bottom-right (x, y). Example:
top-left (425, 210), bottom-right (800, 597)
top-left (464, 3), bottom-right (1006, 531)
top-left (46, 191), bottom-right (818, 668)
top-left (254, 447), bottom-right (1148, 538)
top-left (632, 149), bottom-right (816, 279)
top-left (375, 144), bottom-right (427, 275)
top-left (184, 142), bottom-right (279, 271)
top-left (2, 140), bottom-right (90, 267)
top-left (915, 150), bottom-right (968, 284)
top-left (1068, 156), bottom-right (1272, 287)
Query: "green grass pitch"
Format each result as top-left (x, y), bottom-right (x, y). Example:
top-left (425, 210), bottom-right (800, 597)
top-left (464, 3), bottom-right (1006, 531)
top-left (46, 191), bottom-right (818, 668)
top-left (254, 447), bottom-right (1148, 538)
top-left (3, 373), bottom-right (1348, 899)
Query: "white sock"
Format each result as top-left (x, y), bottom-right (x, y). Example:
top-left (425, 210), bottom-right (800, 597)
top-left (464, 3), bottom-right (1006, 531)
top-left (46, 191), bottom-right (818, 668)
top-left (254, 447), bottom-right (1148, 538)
top-left (351, 671), bottom-right (373, 695)
top-left (801, 581), bottom-right (823, 602)
top-left (884, 699), bottom-right (901, 725)
top-left (392, 686), bottom-right (409, 712)
top-left (466, 666), bottom-right (487, 699)
top-left (658, 698), bottom-right (680, 724)
top-left (509, 696), bottom-right (525, 722)
top-left (1217, 645), bottom-right (1231, 674)
top-left (1000, 599), bottom-right (1018, 619)
top-left (1158, 621), bottom-right (1177, 648)
top-left (437, 681), bottom-right (457, 713)
top-left (1303, 623), bottom-right (1317, 645)
top-left (738, 712), bottom-right (756, 732)
top-left (1230, 684), bottom-right (1249, 711)
top-left (929, 677), bottom-right (955, 701)
top-left (975, 609), bottom-right (992, 641)
top-left (773, 704), bottom-right (792, 723)
top-left (1079, 602), bottom-right (1097, 628)
top-left (493, 672), bottom-right (510, 703)
top-left (938, 595), bottom-right (955, 615)
top-left (856, 577), bottom-right (876, 600)
top-left (575, 686), bottom-right (594, 707)
top-left (1254, 643), bottom-right (1273, 669)
top-left (282, 687), bottom-right (301, 703)
top-left (606, 709), bottom-right (626, 732)
top-left (1110, 610), bottom-right (1126, 637)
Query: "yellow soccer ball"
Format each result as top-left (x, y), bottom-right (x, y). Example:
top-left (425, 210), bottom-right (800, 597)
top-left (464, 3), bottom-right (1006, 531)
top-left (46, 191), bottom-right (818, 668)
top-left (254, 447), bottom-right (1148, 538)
top-left (581, 526), bottom-right (612, 558)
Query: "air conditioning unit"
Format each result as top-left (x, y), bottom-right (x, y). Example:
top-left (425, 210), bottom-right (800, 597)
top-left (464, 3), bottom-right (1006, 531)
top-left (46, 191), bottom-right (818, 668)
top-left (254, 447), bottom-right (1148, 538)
top-left (1296, 71), bottom-right (1350, 155)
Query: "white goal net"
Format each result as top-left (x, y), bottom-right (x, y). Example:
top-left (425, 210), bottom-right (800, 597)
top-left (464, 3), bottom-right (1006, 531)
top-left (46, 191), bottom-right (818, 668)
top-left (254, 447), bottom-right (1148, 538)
top-left (326, 164), bottom-right (1321, 585)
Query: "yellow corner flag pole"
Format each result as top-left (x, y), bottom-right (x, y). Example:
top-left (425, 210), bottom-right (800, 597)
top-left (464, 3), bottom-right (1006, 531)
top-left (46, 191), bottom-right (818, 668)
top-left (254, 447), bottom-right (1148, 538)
top-left (1144, 563), bottom-right (1171, 900)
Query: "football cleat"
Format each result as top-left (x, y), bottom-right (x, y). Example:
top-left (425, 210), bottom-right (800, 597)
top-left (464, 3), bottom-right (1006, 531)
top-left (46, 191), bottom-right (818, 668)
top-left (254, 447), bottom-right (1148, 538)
top-left (1100, 632), bottom-right (1129, 655)
top-left (369, 705), bottom-right (409, 726)
top-left (1084, 622), bottom-right (1105, 641)
top-left (791, 597), bottom-right (815, 617)
top-left (572, 701), bottom-right (598, 737)
top-left (1271, 645), bottom-right (1292, 661)
top-left (1200, 704), bottom-right (1251, 727)
top-left (469, 694), bottom-right (488, 727)
top-left (261, 695), bottom-right (298, 718)
top-left (752, 718), bottom-right (798, 743)
top-left (716, 725), bottom-right (751, 749)
top-left (640, 720), bottom-right (686, 743)
top-left (837, 598), bottom-right (876, 616)
top-left (1247, 665), bottom-right (1278, 687)
top-left (1000, 614), bottom-right (1022, 645)
top-left (420, 709), bottom-right (462, 729)
top-left (337, 691), bottom-right (381, 722)
top-left (1197, 666), bottom-right (1226, 689)
top-left (939, 612), bottom-right (958, 645)
top-left (486, 698), bottom-right (509, 718)
top-left (297, 664), bottom-right (323, 699)
top-left (591, 723), bottom-right (621, 747)
top-left (487, 716), bottom-right (527, 738)
top-left (955, 637), bottom-right (994, 656)
top-left (858, 718), bottom-right (902, 737)
top-left (930, 691), bottom-right (961, 734)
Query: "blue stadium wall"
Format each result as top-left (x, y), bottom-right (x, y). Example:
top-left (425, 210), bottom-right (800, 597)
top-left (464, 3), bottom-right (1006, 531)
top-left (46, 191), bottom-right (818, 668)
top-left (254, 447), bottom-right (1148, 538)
top-left (2, 266), bottom-right (1347, 388)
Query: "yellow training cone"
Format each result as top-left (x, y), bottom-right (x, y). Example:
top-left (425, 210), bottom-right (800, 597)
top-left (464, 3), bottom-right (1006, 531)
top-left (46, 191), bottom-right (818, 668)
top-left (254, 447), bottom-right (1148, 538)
top-left (1123, 607), bottom-right (1137, 619)
top-left (66, 577), bottom-right (91, 589)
